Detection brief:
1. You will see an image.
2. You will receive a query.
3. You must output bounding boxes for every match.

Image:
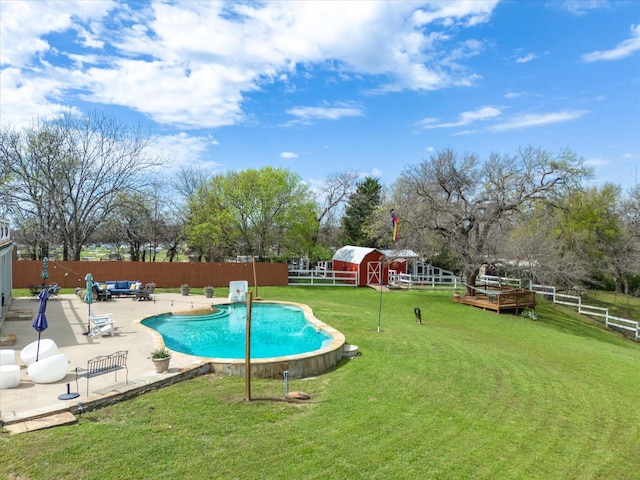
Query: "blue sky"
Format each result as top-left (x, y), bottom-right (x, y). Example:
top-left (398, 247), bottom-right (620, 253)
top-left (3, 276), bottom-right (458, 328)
top-left (1, 0), bottom-right (639, 193)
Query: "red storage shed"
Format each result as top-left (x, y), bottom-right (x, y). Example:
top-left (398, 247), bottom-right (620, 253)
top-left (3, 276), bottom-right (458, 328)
top-left (332, 246), bottom-right (388, 287)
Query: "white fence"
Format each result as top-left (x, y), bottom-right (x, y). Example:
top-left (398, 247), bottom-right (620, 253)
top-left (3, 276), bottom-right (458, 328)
top-left (530, 283), bottom-right (638, 341)
top-left (411, 263), bottom-right (462, 288)
top-left (606, 315), bottom-right (639, 339)
top-left (289, 261), bottom-right (462, 289)
top-left (288, 269), bottom-right (358, 286)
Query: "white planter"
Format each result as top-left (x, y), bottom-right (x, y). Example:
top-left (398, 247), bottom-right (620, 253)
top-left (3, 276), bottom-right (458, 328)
top-left (20, 339), bottom-right (58, 366)
top-left (28, 353), bottom-right (69, 384)
top-left (0, 364), bottom-right (20, 389)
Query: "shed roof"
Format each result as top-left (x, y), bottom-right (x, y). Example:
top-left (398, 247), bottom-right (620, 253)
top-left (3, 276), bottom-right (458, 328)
top-left (332, 245), bottom-right (380, 264)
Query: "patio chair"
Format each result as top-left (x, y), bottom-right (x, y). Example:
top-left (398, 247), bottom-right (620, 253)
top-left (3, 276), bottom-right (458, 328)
top-left (228, 280), bottom-right (248, 302)
top-left (88, 311), bottom-right (115, 337)
top-left (48, 283), bottom-right (61, 299)
top-left (92, 283), bottom-right (112, 302)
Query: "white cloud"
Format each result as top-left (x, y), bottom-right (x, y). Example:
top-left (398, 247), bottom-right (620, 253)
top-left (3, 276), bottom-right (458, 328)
top-left (0, 1), bottom-right (501, 129)
top-left (0, 0), bottom-right (115, 67)
top-left (490, 110), bottom-right (589, 132)
top-left (584, 157), bottom-right (610, 167)
top-left (413, 1), bottom-right (499, 27)
top-left (582, 24), bottom-right (640, 62)
top-left (515, 53), bottom-right (538, 63)
top-left (0, 67), bottom-right (81, 127)
top-left (146, 132), bottom-right (221, 172)
top-left (554, 0), bottom-right (609, 16)
top-left (422, 106), bottom-right (502, 129)
top-left (286, 102), bottom-right (365, 123)
top-left (281, 152), bottom-right (298, 159)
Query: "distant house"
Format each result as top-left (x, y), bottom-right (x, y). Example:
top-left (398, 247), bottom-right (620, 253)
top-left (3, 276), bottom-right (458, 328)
top-left (332, 246), bottom-right (388, 287)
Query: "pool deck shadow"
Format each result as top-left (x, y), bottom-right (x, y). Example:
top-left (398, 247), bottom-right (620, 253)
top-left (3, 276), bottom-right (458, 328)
top-left (1, 293), bottom-right (224, 431)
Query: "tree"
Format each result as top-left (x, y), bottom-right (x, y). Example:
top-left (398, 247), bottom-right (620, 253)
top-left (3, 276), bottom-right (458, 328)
top-left (99, 192), bottom-right (151, 261)
top-left (174, 166), bottom-right (210, 201)
top-left (622, 184), bottom-right (640, 294)
top-left (185, 167), bottom-right (318, 260)
top-left (0, 126), bottom-right (65, 258)
top-left (0, 112), bottom-right (160, 260)
top-left (398, 147), bottom-right (591, 294)
top-left (341, 176), bottom-right (382, 247)
top-left (550, 184), bottom-right (632, 291)
top-left (501, 204), bottom-right (590, 287)
top-left (315, 170), bottom-right (358, 235)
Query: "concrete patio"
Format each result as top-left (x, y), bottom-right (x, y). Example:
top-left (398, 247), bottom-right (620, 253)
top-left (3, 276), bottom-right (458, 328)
top-left (0, 292), bottom-right (223, 431)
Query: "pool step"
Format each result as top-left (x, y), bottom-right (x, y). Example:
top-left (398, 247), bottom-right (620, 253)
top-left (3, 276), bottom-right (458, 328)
top-left (343, 344), bottom-right (360, 358)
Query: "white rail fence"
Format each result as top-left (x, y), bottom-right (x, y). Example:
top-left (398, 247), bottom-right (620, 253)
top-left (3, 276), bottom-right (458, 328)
top-left (289, 261), bottom-right (463, 289)
top-left (288, 269), bottom-right (358, 286)
top-left (530, 283), bottom-right (638, 341)
top-left (411, 263), bottom-right (462, 288)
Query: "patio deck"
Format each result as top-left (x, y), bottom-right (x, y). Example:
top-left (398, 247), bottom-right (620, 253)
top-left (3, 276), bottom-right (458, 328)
top-left (453, 288), bottom-right (536, 314)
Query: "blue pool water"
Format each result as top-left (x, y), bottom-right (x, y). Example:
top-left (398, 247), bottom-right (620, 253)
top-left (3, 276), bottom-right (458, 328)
top-left (142, 303), bottom-right (333, 359)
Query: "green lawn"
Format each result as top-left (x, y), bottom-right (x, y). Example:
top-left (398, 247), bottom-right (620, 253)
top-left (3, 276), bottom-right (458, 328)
top-left (2, 287), bottom-right (639, 479)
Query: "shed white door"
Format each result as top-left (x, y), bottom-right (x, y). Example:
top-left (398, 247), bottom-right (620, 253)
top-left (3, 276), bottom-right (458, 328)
top-left (367, 261), bottom-right (382, 284)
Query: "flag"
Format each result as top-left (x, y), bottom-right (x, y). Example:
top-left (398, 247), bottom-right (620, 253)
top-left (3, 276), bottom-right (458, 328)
top-left (390, 209), bottom-right (399, 241)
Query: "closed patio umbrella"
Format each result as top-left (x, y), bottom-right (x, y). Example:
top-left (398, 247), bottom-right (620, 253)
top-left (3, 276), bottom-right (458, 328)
top-left (83, 273), bottom-right (93, 335)
top-left (41, 256), bottom-right (49, 286)
top-left (32, 288), bottom-right (49, 361)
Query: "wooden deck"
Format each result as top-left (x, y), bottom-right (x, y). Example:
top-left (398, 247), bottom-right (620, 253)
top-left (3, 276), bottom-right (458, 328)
top-left (453, 288), bottom-right (536, 314)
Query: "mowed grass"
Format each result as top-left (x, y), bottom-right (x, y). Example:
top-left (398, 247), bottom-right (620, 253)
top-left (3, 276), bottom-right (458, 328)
top-left (2, 287), bottom-right (639, 479)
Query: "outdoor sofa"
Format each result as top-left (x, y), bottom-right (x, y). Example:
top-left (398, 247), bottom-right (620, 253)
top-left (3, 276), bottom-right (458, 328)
top-left (96, 280), bottom-right (143, 297)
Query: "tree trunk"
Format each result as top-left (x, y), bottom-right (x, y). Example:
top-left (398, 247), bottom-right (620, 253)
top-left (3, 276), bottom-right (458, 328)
top-left (465, 266), bottom-right (480, 296)
top-left (612, 274), bottom-right (622, 294)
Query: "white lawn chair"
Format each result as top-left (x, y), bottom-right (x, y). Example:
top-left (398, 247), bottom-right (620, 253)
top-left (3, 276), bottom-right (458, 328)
top-left (228, 280), bottom-right (248, 302)
top-left (89, 311), bottom-right (115, 337)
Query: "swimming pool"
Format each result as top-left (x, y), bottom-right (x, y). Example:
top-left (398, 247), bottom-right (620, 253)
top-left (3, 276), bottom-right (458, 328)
top-left (140, 301), bottom-right (346, 378)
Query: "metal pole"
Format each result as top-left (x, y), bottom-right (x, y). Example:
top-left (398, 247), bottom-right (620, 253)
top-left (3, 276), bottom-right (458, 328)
top-left (377, 285), bottom-right (382, 333)
top-left (245, 291), bottom-right (253, 401)
top-left (378, 242), bottom-right (386, 333)
top-left (283, 370), bottom-right (289, 397)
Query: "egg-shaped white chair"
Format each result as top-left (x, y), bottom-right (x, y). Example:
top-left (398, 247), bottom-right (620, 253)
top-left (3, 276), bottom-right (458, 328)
top-left (0, 364), bottom-right (21, 389)
top-left (20, 339), bottom-right (58, 366)
top-left (27, 353), bottom-right (69, 384)
top-left (0, 349), bottom-right (16, 366)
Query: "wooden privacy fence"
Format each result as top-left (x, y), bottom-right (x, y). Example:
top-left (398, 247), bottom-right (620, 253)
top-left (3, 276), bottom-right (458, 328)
top-left (13, 260), bottom-right (288, 289)
top-left (530, 283), bottom-right (639, 342)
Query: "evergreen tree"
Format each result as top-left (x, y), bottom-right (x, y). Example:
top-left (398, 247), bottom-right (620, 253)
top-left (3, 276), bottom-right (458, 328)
top-left (341, 177), bottom-right (382, 246)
